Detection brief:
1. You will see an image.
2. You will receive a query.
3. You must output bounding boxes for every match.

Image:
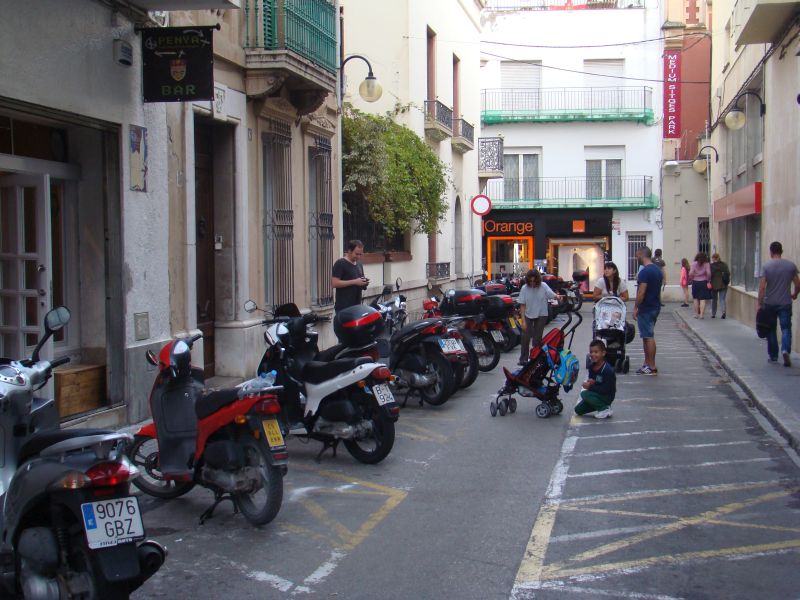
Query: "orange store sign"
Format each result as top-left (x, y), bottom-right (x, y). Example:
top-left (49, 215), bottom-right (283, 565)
top-left (482, 220), bottom-right (534, 236)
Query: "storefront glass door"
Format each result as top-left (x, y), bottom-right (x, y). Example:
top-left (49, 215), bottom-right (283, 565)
top-left (486, 236), bottom-right (534, 280)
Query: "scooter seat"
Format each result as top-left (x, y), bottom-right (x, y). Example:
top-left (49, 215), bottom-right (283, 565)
top-left (195, 388), bottom-right (241, 420)
top-left (390, 319), bottom-right (440, 344)
top-left (302, 357), bottom-right (371, 385)
top-left (18, 428), bottom-right (114, 464)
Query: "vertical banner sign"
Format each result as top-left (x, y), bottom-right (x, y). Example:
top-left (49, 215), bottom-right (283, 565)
top-left (663, 50), bottom-right (681, 139)
top-left (142, 26), bottom-right (215, 103)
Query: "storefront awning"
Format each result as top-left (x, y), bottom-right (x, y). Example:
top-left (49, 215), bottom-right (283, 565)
top-left (713, 182), bottom-right (762, 222)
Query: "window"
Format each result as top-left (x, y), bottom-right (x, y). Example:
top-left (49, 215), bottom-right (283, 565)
top-left (502, 152), bottom-right (540, 200)
top-left (722, 215), bottom-right (760, 292)
top-left (262, 119), bottom-right (293, 309)
top-left (583, 59), bottom-right (624, 110)
top-left (309, 138), bottom-right (334, 307)
top-left (586, 159), bottom-right (622, 199)
top-left (500, 60), bottom-right (542, 111)
top-left (697, 217), bottom-right (709, 256)
top-left (626, 233), bottom-right (648, 280)
top-left (342, 194), bottom-right (406, 254)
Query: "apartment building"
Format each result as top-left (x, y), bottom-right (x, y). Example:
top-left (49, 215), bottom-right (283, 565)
top-left (480, 0), bottom-right (663, 286)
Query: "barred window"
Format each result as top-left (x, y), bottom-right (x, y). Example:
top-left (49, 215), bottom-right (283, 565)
top-left (342, 193), bottom-right (406, 253)
top-left (262, 119), bottom-right (294, 309)
top-left (626, 233), bottom-right (648, 281)
top-left (309, 137), bottom-right (334, 307)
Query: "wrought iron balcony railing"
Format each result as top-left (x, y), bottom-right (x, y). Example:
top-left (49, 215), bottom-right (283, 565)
top-left (478, 137), bottom-right (504, 176)
top-left (425, 101), bottom-right (453, 129)
top-left (484, 0), bottom-right (644, 10)
top-left (244, 0), bottom-right (337, 74)
top-left (481, 87), bottom-right (654, 125)
top-left (452, 119), bottom-right (475, 143)
top-left (486, 176), bottom-right (657, 209)
top-left (427, 262), bottom-right (451, 280)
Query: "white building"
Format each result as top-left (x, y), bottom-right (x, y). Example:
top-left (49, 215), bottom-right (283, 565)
top-left (340, 0), bottom-right (484, 308)
top-left (480, 0), bottom-right (664, 285)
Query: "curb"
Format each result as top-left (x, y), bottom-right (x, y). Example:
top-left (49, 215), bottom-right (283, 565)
top-left (674, 310), bottom-right (800, 452)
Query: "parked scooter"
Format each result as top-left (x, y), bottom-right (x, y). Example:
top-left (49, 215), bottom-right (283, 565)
top-left (248, 301), bottom-right (399, 464)
top-left (129, 334), bottom-right (286, 526)
top-left (0, 307), bottom-right (166, 600)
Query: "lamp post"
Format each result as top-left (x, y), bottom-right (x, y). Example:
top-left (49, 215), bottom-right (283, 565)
top-left (724, 91), bottom-right (766, 131)
top-left (340, 54), bottom-right (382, 103)
top-left (692, 145), bottom-right (719, 174)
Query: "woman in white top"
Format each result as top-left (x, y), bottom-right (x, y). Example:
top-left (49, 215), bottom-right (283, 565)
top-left (593, 262), bottom-right (630, 301)
top-left (518, 269), bottom-right (558, 365)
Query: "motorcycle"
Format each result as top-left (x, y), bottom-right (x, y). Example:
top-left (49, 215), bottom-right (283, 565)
top-left (129, 334), bottom-right (286, 526)
top-left (0, 307), bottom-right (166, 600)
top-left (248, 301), bottom-right (399, 464)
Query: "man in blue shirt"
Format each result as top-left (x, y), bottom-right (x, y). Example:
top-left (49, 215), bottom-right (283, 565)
top-left (634, 246), bottom-right (663, 375)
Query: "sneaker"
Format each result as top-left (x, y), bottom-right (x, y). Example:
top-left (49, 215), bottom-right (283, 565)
top-left (594, 408), bottom-right (613, 419)
top-left (711, 315), bottom-right (716, 318)
top-left (681, 303), bottom-right (689, 307)
top-left (783, 352), bottom-right (792, 367)
top-left (636, 366), bottom-right (657, 375)
top-left (721, 313), bottom-right (726, 319)
top-left (768, 357), bottom-right (778, 364)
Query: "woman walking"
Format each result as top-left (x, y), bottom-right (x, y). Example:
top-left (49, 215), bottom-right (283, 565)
top-left (592, 262), bottom-right (630, 301)
top-left (710, 253), bottom-right (731, 319)
top-left (518, 269), bottom-right (557, 365)
top-left (680, 258), bottom-right (691, 307)
top-left (687, 252), bottom-right (712, 318)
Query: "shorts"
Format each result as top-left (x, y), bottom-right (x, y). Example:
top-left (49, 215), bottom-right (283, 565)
top-left (637, 309), bottom-right (659, 339)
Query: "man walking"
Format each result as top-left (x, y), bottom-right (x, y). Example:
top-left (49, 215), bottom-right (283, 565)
top-left (634, 246), bottom-right (663, 375)
top-left (653, 248), bottom-right (667, 306)
top-left (331, 240), bottom-right (370, 314)
top-left (758, 241), bottom-right (800, 367)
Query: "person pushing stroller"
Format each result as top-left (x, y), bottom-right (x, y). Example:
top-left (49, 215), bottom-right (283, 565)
top-left (575, 339), bottom-right (616, 419)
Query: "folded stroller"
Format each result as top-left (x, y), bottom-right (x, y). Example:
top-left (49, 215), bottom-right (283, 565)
top-left (592, 296), bottom-right (634, 374)
top-left (492, 311), bottom-right (582, 419)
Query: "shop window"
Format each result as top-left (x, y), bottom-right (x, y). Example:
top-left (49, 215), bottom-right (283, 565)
top-left (723, 215), bottom-right (760, 292)
top-left (308, 138), bottom-right (334, 307)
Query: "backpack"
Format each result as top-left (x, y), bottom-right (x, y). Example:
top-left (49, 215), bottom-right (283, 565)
top-left (552, 350), bottom-right (580, 392)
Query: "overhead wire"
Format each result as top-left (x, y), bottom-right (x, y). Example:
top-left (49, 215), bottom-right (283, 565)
top-left (480, 32), bottom-right (710, 49)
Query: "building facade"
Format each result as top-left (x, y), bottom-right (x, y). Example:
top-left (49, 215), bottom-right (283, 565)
top-left (480, 0), bottom-right (664, 287)
top-left (340, 0), bottom-right (484, 310)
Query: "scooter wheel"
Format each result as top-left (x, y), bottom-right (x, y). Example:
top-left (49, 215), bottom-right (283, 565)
top-left (535, 403), bottom-right (551, 418)
top-left (498, 399), bottom-right (508, 416)
top-left (508, 397), bottom-right (518, 413)
top-left (129, 436), bottom-right (196, 499)
top-left (489, 401), bottom-right (498, 417)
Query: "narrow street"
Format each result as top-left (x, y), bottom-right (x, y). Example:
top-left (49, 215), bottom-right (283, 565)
top-left (134, 308), bottom-right (800, 600)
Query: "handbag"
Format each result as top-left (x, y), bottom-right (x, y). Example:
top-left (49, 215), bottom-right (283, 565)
top-left (756, 307), bottom-right (776, 339)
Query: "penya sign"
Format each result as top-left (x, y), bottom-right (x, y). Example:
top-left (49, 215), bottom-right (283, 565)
top-left (142, 26), bottom-right (215, 103)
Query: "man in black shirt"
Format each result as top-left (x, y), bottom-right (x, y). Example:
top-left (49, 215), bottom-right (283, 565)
top-left (332, 240), bottom-right (370, 313)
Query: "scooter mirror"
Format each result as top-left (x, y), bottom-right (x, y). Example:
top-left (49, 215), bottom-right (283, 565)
top-left (381, 285), bottom-right (392, 297)
top-left (244, 300), bottom-right (258, 313)
top-left (145, 350), bottom-right (159, 367)
top-left (45, 306), bottom-right (71, 333)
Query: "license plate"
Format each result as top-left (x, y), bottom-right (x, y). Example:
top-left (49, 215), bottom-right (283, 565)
top-left (472, 337), bottom-right (487, 353)
top-left (439, 338), bottom-right (465, 353)
top-left (81, 497), bottom-right (144, 550)
top-left (262, 418), bottom-right (285, 449)
top-left (508, 318), bottom-right (518, 328)
top-left (491, 330), bottom-right (505, 343)
top-left (372, 383), bottom-right (395, 406)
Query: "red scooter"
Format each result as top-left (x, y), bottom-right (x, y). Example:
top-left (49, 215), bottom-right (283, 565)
top-left (128, 333), bottom-right (288, 525)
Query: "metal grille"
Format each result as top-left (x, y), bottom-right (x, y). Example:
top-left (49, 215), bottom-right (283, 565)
top-left (626, 234), bottom-right (648, 281)
top-left (697, 218), bottom-right (710, 256)
top-left (309, 137), bottom-right (334, 307)
top-left (479, 137), bottom-right (504, 173)
top-left (424, 100), bottom-right (454, 131)
top-left (342, 193), bottom-right (405, 253)
top-left (486, 175), bottom-right (653, 208)
top-left (426, 262), bottom-right (451, 280)
top-left (262, 119), bottom-right (294, 309)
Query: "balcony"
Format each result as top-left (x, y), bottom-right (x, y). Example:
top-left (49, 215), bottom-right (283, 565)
top-left (478, 137), bottom-right (504, 179)
top-left (481, 88), bottom-right (654, 125)
top-left (484, 0), bottom-right (644, 9)
top-left (426, 262), bottom-right (451, 280)
top-left (244, 0), bottom-right (336, 112)
top-left (486, 176), bottom-right (657, 209)
top-left (735, 0), bottom-right (800, 44)
top-left (131, 0), bottom-right (239, 8)
top-left (451, 118), bottom-right (475, 153)
top-left (424, 100), bottom-right (453, 142)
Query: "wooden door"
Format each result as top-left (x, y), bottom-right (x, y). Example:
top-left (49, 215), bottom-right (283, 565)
top-left (194, 123), bottom-right (215, 376)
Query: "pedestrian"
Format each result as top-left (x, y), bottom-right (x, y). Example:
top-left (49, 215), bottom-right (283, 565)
top-left (634, 246), bottom-right (662, 375)
top-left (331, 240), bottom-right (370, 314)
top-left (688, 252), bottom-right (712, 319)
top-left (710, 253), bottom-right (731, 319)
top-left (574, 339), bottom-right (616, 419)
top-left (592, 261), bottom-right (630, 301)
top-left (680, 258), bottom-right (690, 307)
top-left (757, 241), bottom-right (800, 367)
top-left (653, 249), bottom-right (667, 307)
top-left (517, 269), bottom-right (557, 366)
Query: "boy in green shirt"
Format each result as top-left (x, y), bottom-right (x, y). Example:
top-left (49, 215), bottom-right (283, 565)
top-left (575, 340), bottom-right (616, 419)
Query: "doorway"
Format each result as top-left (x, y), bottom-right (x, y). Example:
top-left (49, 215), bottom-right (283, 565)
top-left (194, 121), bottom-right (215, 376)
top-left (486, 235), bottom-right (534, 280)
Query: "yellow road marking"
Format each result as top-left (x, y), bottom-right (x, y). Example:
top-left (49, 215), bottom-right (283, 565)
top-left (279, 523), bottom-right (339, 547)
top-left (397, 431), bottom-right (442, 443)
top-left (400, 422), bottom-right (449, 443)
top-left (299, 498), bottom-right (354, 543)
top-left (515, 503), bottom-right (559, 586)
top-left (559, 506), bottom-right (680, 520)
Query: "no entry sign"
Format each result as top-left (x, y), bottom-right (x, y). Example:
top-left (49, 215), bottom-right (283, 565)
top-left (471, 194), bottom-right (492, 216)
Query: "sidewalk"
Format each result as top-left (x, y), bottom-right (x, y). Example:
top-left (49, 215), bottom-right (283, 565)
top-left (673, 304), bottom-right (800, 451)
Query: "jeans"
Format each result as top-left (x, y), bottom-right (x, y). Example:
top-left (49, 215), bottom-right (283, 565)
top-left (637, 309), bottom-right (659, 339)
top-left (711, 288), bottom-right (727, 316)
top-left (765, 304), bottom-right (793, 359)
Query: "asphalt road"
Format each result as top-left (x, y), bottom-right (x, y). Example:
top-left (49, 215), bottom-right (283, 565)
top-left (133, 307), bottom-right (800, 600)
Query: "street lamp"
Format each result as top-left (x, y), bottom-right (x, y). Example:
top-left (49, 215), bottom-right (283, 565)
top-left (692, 145), bottom-right (719, 174)
top-left (341, 54), bottom-right (382, 103)
top-left (724, 91), bottom-right (766, 131)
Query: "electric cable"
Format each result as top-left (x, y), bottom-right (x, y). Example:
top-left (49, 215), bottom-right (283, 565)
top-left (481, 32), bottom-right (710, 50)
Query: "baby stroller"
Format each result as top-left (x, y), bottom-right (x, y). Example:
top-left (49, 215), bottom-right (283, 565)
top-left (492, 311), bottom-right (582, 419)
top-left (592, 296), bottom-right (634, 374)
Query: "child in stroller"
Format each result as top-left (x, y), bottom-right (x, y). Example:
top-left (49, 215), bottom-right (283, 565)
top-left (492, 311), bottom-right (582, 418)
top-left (592, 296), bottom-right (634, 373)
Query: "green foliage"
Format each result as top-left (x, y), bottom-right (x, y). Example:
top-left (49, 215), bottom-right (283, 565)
top-left (342, 104), bottom-right (449, 236)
